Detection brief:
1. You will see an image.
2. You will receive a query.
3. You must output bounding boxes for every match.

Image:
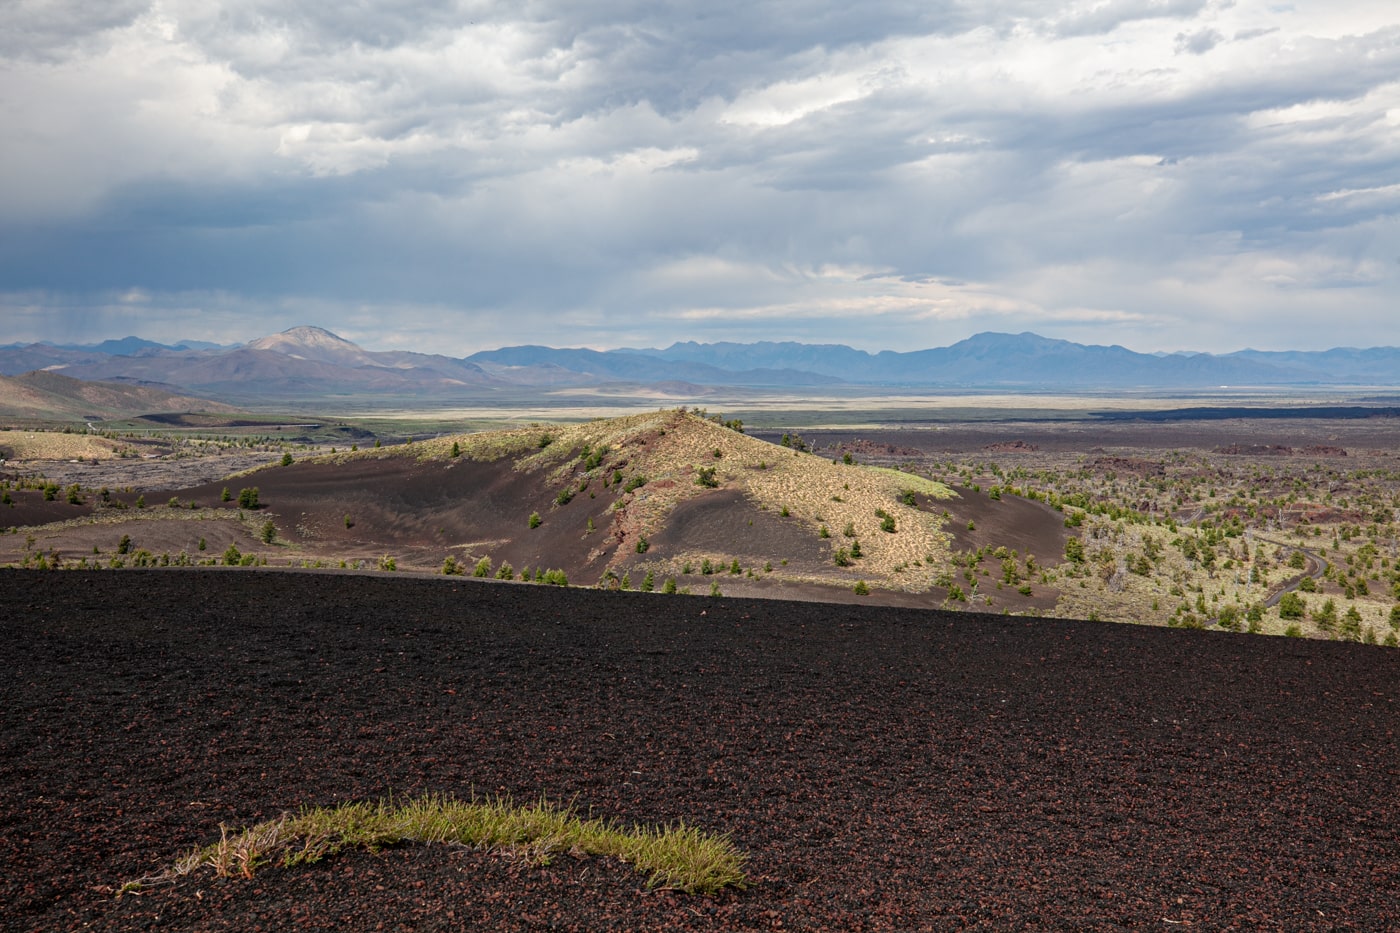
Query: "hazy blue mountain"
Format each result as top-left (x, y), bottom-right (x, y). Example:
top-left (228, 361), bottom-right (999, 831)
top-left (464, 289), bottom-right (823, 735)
top-left (1224, 347), bottom-right (1400, 383)
top-left (5, 327), bottom-right (1400, 398)
top-left (635, 340), bottom-right (877, 376)
top-left (636, 332), bottom-right (1348, 387)
top-left (465, 345), bottom-right (841, 387)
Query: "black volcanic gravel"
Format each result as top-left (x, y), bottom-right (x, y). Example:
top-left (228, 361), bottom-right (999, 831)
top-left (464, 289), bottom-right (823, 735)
top-left (3, 570), bottom-right (1399, 931)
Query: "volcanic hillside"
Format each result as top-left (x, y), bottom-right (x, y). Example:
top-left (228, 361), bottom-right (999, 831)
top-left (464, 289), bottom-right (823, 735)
top-left (5, 571), bottom-right (1399, 930)
top-left (2, 410), bottom-right (1072, 609)
top-left (0, 370), bottom-right (236, 422)
top-left (246, 410), bottom-right (957, 590)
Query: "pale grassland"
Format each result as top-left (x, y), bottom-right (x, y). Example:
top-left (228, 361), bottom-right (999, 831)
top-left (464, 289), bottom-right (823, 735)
top-left (0, 430), bottom-right (126, 461)
top-left (120, 793), bottom-right (746, 897)
top-left (1035, 511), bottom-right (1396, 640)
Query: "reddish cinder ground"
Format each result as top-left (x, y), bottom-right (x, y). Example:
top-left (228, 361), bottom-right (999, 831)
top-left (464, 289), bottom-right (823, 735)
top-left (4, 570), bottom-right (1398, 931)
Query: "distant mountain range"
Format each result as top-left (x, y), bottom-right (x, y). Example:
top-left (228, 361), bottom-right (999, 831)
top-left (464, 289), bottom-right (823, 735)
top-left (3, 327), bottom-right (1400, 403)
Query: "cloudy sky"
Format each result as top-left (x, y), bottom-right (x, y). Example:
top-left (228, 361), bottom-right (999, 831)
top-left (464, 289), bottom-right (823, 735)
top-left (2, 1), bottom-right (1397, 355)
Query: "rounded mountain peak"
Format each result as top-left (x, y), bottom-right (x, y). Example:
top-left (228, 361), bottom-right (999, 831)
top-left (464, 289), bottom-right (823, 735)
top-left (246, 326), bottom-right (373, 365)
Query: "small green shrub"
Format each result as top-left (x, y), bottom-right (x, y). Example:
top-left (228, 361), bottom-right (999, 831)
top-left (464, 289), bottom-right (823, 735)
top-left (528, 512), bottom-right (542, 529)
top-left (853, 580), bottom-right (870, 595)
top-left (1278, 591), bottom-right (1305, 620)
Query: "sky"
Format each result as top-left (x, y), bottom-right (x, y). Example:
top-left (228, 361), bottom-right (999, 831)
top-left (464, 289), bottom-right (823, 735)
top-left (1, 1), bottom-right (1397, 356)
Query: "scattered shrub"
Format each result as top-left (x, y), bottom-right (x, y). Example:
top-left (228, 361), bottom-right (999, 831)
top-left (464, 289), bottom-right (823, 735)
top-left (1277, 591), bottom-right (1306, 620)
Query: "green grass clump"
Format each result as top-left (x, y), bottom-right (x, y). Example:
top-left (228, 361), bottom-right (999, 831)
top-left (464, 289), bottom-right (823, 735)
top-left (120, 793), bottom-right (746, 896)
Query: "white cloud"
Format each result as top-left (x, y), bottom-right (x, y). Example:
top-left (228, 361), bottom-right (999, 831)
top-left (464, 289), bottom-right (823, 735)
top-left (0, 0), bottom-right (1397, 355)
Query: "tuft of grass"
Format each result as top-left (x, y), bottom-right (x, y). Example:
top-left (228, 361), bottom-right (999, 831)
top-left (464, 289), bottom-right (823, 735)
top-left (120, 793), bottom-right (747, 897)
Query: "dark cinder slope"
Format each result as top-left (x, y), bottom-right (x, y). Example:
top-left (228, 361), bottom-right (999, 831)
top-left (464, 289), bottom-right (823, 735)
top-left (3, 570), bottom-right (1397, 931)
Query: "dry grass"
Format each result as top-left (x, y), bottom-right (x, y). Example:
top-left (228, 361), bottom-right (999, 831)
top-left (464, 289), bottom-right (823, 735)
top-left (0, 430), bottom-right (126, 461)
top-left (120, 793), bottom-right (747, 897)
